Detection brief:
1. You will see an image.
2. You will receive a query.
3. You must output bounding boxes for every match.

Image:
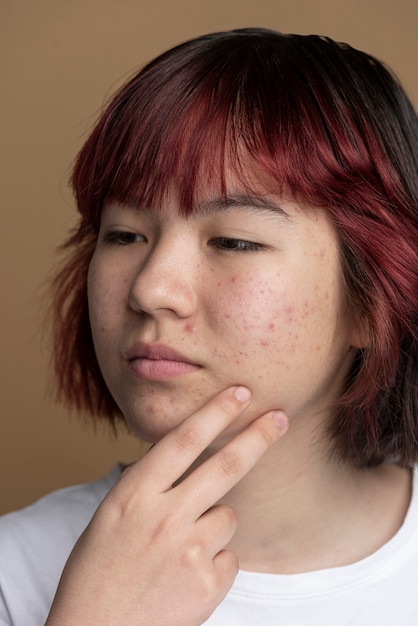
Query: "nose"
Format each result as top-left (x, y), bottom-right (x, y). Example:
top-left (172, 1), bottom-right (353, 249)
top-left (128, 234), bottom-right (199, 319)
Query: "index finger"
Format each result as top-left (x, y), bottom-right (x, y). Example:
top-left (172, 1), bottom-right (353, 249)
top-left (124, 386), bottom-right (253, 492)
top-left (177, 409), bottom-right (288, 512)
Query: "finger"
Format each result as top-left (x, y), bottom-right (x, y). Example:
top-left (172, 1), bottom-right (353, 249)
top-left (196, 504), bottom-right (238, 557)
top-left (211, 549), bottom-right (239, 599)
top-left (179, 410), bottom-right (288, 512)
top-left (121, 386), bottom-right (252, 492)
top-left (172, 506), bottom-right (237, 579)
top-left (187, 550), bottom-right (238, 625)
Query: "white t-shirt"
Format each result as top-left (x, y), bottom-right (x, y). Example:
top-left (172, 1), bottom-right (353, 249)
top-left (1, 464), bottom-right (418, 625)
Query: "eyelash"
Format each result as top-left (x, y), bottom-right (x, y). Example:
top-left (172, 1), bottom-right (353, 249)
top-left (209, 237), bottom-right (265, 252)
top-left (102, 231), bottom-right (264, 253)
top-left (102, 231), bottom-right (146, 246)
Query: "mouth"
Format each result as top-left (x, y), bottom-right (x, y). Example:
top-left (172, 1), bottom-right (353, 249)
top-left (125, 343), bottom-right (202, 381)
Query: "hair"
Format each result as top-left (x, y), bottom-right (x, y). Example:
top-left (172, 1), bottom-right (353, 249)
top-left (50, 28), bottom-right (418, 467)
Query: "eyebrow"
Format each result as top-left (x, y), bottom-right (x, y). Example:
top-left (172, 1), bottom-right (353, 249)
top-left (195, 193), bottom-right (292, 220)
top-left (112, 193), bottom-right (292, 222)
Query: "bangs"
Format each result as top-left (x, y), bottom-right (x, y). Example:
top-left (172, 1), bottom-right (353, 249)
top-left (73, 29), bottom-right (404, 228)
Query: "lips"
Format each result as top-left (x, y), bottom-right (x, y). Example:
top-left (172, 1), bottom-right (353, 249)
top-left (125, 343), bottom-right (199, 363)
top-left (125, 343), bottom-right (201, 380)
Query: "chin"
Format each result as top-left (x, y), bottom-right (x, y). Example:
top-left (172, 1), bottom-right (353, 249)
top-left (120, 394), bottom-right (204, 443)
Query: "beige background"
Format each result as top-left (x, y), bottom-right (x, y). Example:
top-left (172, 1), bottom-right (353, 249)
top-left (1, 0), bottom-right (417, 514)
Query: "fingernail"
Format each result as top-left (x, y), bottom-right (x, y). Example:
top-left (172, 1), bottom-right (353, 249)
top-left (234, 386), bottom-right (251, 402)
top-left (272, 411), bottom-right (288, 430)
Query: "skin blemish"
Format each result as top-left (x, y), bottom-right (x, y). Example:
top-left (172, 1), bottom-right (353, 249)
top-left (260, 339), bottom-right (270, 346)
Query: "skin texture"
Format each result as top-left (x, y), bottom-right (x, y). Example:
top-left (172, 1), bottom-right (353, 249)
top-left (87, 191), bottom-right (361, 449)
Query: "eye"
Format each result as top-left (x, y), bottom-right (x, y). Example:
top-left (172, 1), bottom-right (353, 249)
top-left (102, 230), bottom-right (146, 246)
top-left (209, 237), bottom-right (265, 252)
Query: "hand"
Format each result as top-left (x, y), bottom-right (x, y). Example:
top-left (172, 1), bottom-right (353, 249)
top-left (45, 387), bottom-right (288, 626)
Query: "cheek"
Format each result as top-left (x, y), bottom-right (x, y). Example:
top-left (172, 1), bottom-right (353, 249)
top-left (87, 262), bottom-right (107, 334)
top-left (87, 258), bottom-right (125, 339)
top-left (212, 275), bottom-right (297, 351)
top-left (211, 272), bottom-right (340, 366)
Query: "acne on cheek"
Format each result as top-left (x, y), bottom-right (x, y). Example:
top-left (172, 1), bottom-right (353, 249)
top-left (259, 320), bottom-right (282, 346)
top-left (214, 275), bottom-right (299, 346)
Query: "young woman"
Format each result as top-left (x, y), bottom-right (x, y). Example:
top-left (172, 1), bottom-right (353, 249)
top-left (0, 28), bottom-right (417, 625)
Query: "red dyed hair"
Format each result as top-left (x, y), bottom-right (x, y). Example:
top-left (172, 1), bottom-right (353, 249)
top-left (51, 29), bottom-right (418, 466)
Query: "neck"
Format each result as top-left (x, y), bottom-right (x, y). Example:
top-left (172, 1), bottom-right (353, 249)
top-left (216, 429), bottom-right (412, 574)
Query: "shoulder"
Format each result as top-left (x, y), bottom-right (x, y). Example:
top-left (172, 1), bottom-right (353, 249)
top-left (0, 465), bottom-right (122, 626)
top-left (0, 464), bottom-right (122, 549)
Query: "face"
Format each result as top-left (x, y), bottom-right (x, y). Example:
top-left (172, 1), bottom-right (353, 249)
top-left (87, 184), bottom-right (361, 446)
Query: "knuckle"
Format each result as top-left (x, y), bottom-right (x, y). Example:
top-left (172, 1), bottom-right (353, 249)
top-left (220, 549), bottom-right (240, 576)
top-left (178, 540), bottom-right (204, 568)
top-left (104, 485), bottom-right (137, 521)
top-left (254, 420), bottom-right (278, 447)
top-left (212, 550), bottom-right (239, 590)
top-left (219, 505), bottom-right (238, 529)
top-left (174, 424), bottom-right (202, 451)
top-left (217, 451), bottom-right (242, 477)
top-left (198, 567), bottom-right (219, 599)
top-left (216, 394), bottom-right (239, 419)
